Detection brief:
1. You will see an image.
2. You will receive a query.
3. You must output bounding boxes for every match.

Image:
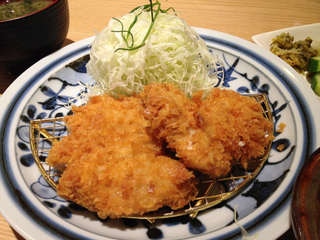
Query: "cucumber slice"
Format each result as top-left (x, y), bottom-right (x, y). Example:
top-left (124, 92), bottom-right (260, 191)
top-left (307, 56), bottom-right (320, 72)
top-left (311, 72), bottom-right (320, 96)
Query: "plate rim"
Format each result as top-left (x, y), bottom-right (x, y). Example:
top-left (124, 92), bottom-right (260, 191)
top-left (251, 22), bottom-right (320, 47)
top-left (1, 27), bottom-right (320, 240)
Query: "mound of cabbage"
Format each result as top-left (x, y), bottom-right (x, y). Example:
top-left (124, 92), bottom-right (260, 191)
top-left (86, 10), bottom-right (224, 98)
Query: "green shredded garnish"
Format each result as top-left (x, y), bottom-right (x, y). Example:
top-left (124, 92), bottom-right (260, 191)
top-left (86, 1), bottom-right (224, 98)
top-left (111, 0), bottom-right (175, 52)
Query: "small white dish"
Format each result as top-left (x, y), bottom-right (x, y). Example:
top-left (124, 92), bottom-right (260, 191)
top-left (251, 23), bottom-right (320, 52)
top-left (252, 23), bottom-right (320, 101)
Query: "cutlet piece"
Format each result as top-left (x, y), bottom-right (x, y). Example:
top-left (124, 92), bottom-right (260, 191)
top-left (47, 94), bottom-right (197, 218)
top-left (57, 154), bottom-right (198, 219)
top-left (194, 88), bottom-right (274, 167)
top-left (140, 83), bottom-right (274, 177)
top-left (139, 82), bottom-right (232, 177)
top-left (46, 94), bottom-right (163, 170)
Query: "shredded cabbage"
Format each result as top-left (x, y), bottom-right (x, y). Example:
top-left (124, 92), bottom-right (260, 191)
top-left (234, 205), bottom-right (259, 240)
top-left (85, 9), bottom-right (224, 98)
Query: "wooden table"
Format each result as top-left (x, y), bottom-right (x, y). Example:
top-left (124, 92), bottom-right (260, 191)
top-left (1, 0), bottom-right (319, 239)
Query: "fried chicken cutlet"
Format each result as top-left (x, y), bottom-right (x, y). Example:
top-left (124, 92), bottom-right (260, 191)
top-left (58, 154), bottom-right (197, 219)
top-left (46, 94), bottom-right (198, 218)
top-left (193, 88), bottom-right (274, 168)
top-left (46, 94), bottom-right (163, 169)
top-left (139, 82), bottom-right (231, 177)
top-left (139, 83), bottom-right (274, 177)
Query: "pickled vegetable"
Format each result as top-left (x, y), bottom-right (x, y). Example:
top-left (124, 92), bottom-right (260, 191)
top-left (307, 56), bottom-right (320, 72)
top-left (311, 72), bottom-right (320, 96)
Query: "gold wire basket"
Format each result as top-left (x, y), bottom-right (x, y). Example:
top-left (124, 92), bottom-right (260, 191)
top-left (29, 93), bottom-right (273, 221)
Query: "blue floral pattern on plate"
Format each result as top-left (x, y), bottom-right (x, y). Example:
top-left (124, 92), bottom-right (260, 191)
top-left (15, 48), bottom-right (292, 239)
top-left (2, 31), bottom-right (318, 240)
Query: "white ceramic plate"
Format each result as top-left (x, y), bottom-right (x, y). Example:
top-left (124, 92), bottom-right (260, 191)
top-left (252, 23), bottom-right (320, 100)
top-left (251, 23), bottom-right (320, 51)
top-left (1, 27), bottom-right (320, 240)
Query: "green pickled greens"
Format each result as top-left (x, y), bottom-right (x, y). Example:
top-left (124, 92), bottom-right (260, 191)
top-left (85, 2), bottom-right (224, 98)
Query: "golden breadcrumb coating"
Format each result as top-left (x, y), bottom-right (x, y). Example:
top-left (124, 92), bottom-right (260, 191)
top-left (277, 122), bottom-right (286, 133)
top-left (46, 83), bottom-right (274, 218)
top-left (57, 154), bottom-right (197, 219)
top-left (194, 88), bottom-right (274, 169)
top-left (139, 82), bottom-right (231, 177)
top-left (46, 94), bottom-right (197, 218)
top-left (139, 83), bottom-right (274, 177)
top-left (46, 94), bottom-right (163, 169)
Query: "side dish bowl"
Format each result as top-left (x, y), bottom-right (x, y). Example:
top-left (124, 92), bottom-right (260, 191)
top-left (251, 23), bottom-right (320, 101)
top-left (251, 23), bottom-right (320, 52)
top-left (0, 0), bottom-right (69, 76)
top-left (291, 147), bottom-right (320, 240)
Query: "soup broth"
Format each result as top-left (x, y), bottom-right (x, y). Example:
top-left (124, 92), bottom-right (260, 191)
top-left (0, 0), bottom-right (55, 21)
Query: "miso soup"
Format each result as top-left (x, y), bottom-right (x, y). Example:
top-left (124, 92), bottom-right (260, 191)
top-left (0, 0), bottom-right (55, 21)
